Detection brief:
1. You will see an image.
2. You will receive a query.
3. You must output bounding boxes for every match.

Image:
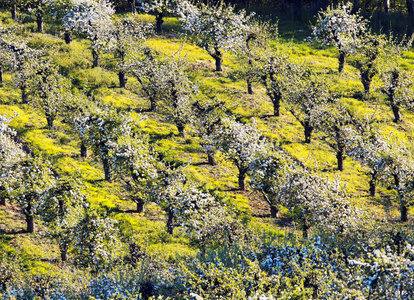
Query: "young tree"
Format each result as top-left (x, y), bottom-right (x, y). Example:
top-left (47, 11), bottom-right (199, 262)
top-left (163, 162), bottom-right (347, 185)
top-left (345, 125), bottom-right (392, 197)
top-left (236, 18), bottom-right (276, 94)
top-left (10, 157), bottom-right (56, 233)
top-left (38, 176), bottom-right (85, 261)
top-left (0, 115), bottom-right (25, 206)
top-left (257, 54), bottom-right (299, 117)
top-left (3, 39), bottom-right (41, 103)
top-left (348, 33), bottom-right (386, 95)
top-left (108, 16), bottom-right (152, 88)
top-left (309, 3), bottom-right (367, 73)
top-left (42, 0), bottom-right (75, 43)
top-left (72, 207), bottom-right (121, 272)
top-left (285, 74), bottom-right (331, 143)
top-left (62, 0), bottom-right (115, 68)
top-left (249, 152), bottom-right (291, 218)
top-left (137, 0), bottom-right (184, 33)
top-left (153, 167), bottom-right (224, 236)
top-left (28, 55), bottom-right (70, 129)
top-left (127, 47), bottom-right (169, 112)
top-left (379, 139), bottom-right (414, 222)
top-left (162, 54), bottom-right (197, 137)
top-left (192, 97), bottom-right (227, 166)
top-left (280, 170), bottom-right (355, 238)
top-left (112, 133), bottom-right (159, 213)
top-left (0, 26), bottom-right (17, 86)
top-left (180, 1), bottom-right (252, 72)
top-left (214, 118), bottom-right (269, 190)
top-left (321, 102), bottom-right (355, 171)
top-left (75, 106), bottom-right (129, 182)
top-left (381, 68), bottom-right (414, 123)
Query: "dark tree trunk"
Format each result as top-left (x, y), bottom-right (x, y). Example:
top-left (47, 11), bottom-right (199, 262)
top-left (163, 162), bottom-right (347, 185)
top-left (0, 65), bottom-right (3, 86)
top-left (369, 170), bottom-right (377, 197)
top-left (176, 124), bottom-right (185, 137)
top-left (247, 78), bottom-right (253, 94)
top-left (80, 142), bottom-right (87, 158)
top-left (130, 0), bottom-right (136, 13)
top-left (92, 49), bottom-right (100, 68)
top-left (338, 51), bottom-right (346, 73)
top-left (361, 72), bottom-right (372, 95)
top-left (64, 31), bottom-right (73, 44)
top-left (293, 0), bottom-right (303, 21)
top-left (270, 205), bottom-right (278, 218)
top-left (136, 199), bottom-right (144, 213)
top-left (118, 70), bottom-right (127, 88)
top-left (101, 148), bottom-right (111, 182)
top-left (385, 0), bottom-right (390, 13)
top-left (302, 223), bottom-right (309, 239)
top-left (401, 204), bottom-right (408, 222)
top-left (238, 169), bottom-right (246, 191)
top-left (0, 198), bottom-right (5, 206)
top-left (353, 0), bottom-right (359, 13)
top-left (60, 243), bottom-right (68, 262)
top-left (304, 122), bottom-right (313, 143)
top-left (167, 209), bottom-right (174, 235)
top-left (11, 5), bottom-right (17, 20)
top-left (156, 12), bottom-right (163, 33)
top-left (46, 114), bottom-right (55, 129)
top-left (336, 149), bottom-right (344, 171)
top-left (36, 12), bottom-right (43, 33)
top-left (212, 50), bottom-right (223, 72)
top-left (207, 153), bottom-right (216, 166)
top-left (26, 214), bottom-right (34, 234)
top-left (408, 0), bottom-right (414, 17)
top-left (21, 87), bottom-right (28, 104)
top-left (150, 99), bottom-right (157, 112)
top-left (391, 103), bottom-right (401, 123)
top-left (273, 97), bottom-right (281, 117)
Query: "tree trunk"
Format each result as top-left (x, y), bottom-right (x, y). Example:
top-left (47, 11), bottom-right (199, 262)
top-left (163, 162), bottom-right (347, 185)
top-left (247, 77), bottom-right (253, 94)
top-left (60, 243), bottom-right (68, 262)
top-left (92, 49), bottom-right (100, 68)
top-left (11, 5), bottom-right (17, 20)
top-left (118, 70), bottom-right (127, 88)
top-left (156, 12), bottom-right (163, 33)
top-left (26, 214), bottom-right (35, 233)
top-left (273, 96), bottom-right (281, 117)
top-left (270, 205), bottom-right (279, 218)
top-left (207, 153), bottom-right (216, 166)
top-left (361, 73), bottom-right (372, 95)
top-left (36, 12), bottom-right (43, 33)
top-left (338, 52), bottom-right (346, 73)
top-left (302, 223), bottom-right (309, 239)
top-left (401, 204), bottom-right (408, 222)
top-left (0, 196), bottom-right (6, 206)
top-left (212, 49), bottom-right (223, 72)
top-left (101, 148), bottom-right (111, 182)
top-left (80, 142), bottom-right (87, 158)
top-left (136, 199), bottom-right (144, 213)
top-left (130, 0), bottom-right (136, 13)
top-left (238, 169), bottom-right (246, 191)
top-left (336, 149), bottom-right (344, 171)
top-left (391, 103), bottom-right (401, 123)
top-left (150, 99), bottom-right (157, 112)
top-left (167, 209), bottom-right (174, 235)
top-left (353, 0), bottom-right (359, 13)
top-left (0, 65), bottom-right (3, 86)
top-left (304, 122), bottom-right (313, 143)
top-left (21, 87), bottom-right (28, 104)
top-left (176, 124), bottom-right (185, 137)
top-left (385, 0), bottom-right (390, 13)
top-left (369, 170), bottom-right (377, 197)
top-left (64, 31), bottom-right (73, 44)
top-left (46, 114), bottom-right (54, 129)
top-left (407, 0), bottom-right (413, 17)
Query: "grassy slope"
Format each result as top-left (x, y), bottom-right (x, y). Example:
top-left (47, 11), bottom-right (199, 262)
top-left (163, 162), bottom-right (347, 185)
top-left (0, 12), bottom-right (413, 275)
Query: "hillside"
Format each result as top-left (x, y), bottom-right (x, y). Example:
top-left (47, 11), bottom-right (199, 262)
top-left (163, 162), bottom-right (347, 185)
top-left (1, 2), bottom-right (414, 299)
